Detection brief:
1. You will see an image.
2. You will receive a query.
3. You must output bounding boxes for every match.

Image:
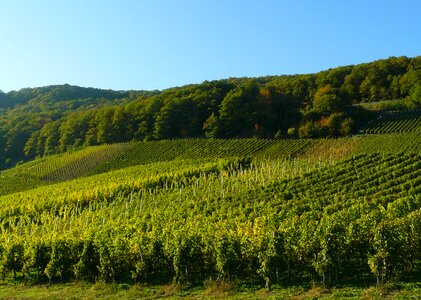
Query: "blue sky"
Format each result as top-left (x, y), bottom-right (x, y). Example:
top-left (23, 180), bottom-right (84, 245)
top-left (1, 0), bottom-right (420, 92)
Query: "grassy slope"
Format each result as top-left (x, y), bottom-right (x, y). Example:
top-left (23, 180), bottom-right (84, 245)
top-left (0, 281), bottom-right (420, 299)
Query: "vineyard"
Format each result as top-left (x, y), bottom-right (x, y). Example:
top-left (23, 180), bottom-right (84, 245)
top-left (8, 143), bottom-right (131, 181)
top-left (0, 144), bottom-right (131, 196)
top-left (0, 152), bottom-right (419, 289)
top-left (1, 133), bottom-right (420, 197)
top-left (361, 109), bottom-right (421, 134)
top-left (91, 138), bottom-right (311, 174)
top-left (0, 138), bottom-right (311, 195)
top-left (0, 131), bottom-right (420, 296)
top-left (299, 132), bottom-right (421, 162)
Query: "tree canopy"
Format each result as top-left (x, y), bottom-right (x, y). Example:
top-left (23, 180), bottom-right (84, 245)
top-left (0, 56), bottom-right (420, 168)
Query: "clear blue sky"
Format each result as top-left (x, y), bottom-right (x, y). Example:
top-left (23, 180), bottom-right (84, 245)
top-left (1, 0), bottom-right (420, 92)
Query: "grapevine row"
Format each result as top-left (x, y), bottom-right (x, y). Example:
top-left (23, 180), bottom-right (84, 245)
top-left (0, 153), bottom-right (419, 287)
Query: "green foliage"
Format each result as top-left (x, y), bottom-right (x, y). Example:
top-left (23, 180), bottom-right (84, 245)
top-left (257, 231), bottom-right (284, 290)
top-left (311, 85), bottom-right (344, 116)
top-left (2, 133), bottom-right (420, 198)
top-left (171, 235), bottom-right (205, 284)
top-left (354, 132), bottom-right (421, 154)
top-left (215, 236), bottom-right (243, 281)
top-left (0, 138), bottom-right (312, 197)
top-left (22, 242), bottom-right (51, 283)
top-left (0, 149), bottom-right (419, 288)
top-left (45, 240), bottom-right (75, 283)
top-left (1, 56), bottom-right (419, 167)
top-left (0, 58), bottom-right (421, 292)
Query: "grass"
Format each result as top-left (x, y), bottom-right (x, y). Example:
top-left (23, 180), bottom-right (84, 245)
top-left (353, 99), bottom-right (413, 112)
top-left (0, 281), bottom-right (420, 299)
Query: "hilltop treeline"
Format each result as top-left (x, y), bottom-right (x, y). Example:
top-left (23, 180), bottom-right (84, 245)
top-left (0, 56), bottom-right (420, 168)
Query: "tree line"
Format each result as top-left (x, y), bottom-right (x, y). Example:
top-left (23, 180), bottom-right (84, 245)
top-left (0, 56), bottom-right (420, 168)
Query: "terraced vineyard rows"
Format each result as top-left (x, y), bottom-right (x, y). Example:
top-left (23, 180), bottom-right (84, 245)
top-left (89, 139), bottom-right (196, 174)
top-left (1, 138), bottom-right (310, 196)
top-left (0, 174), bottom-right (44, 196)
top-left (0, 158), bottom-right (233, 218)
top-left (177, 138), bottom-right (271, 159)
top-left (0, 144), bottom-right (132, 196)
top-left (1, 133), bottom-right (420, 197)
top-left (354, 132), bottom-right (421, 154)
top-left (221, 139), bottom-right (311, 160)
top-left (297, 137), bottom-right (361, 162)
top-left (5, 143), bottom-right (131, 181)
top-left (0, 152), bottom-right (419, 287)
top-left (89, 139), bottom-right (311, 174)
top-left (361, 109), bottom-right (421, 134)
top-left (299, 132), bottom-right (421, 162)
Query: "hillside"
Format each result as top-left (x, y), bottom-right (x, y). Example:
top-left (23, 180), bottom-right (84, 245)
top-left (2, 132), bottom-right (420, 197)
top-left (0, 139), bottom-right (310, 196)
top-left (0, 56), bottom-right (420, 298)
top-left (0, 133), bottom-right (419, 294)
top-left (1, 56), bottom-right (420, 169)
top-left (0, 124), bottom-right (419, 300)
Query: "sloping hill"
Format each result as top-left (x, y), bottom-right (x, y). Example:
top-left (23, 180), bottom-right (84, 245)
top-left (0, 151), bottom-right (419, 286)
top-left (1, 56), bottom-right (420, 169)
top-left (2, 132), bottom-right (420, 196)
top-left (299, 132), bottom-right (421, 161)
top-left (0, 143), bottom-right (131, 196)
top-left (0, 139), bottom-right (310, 196)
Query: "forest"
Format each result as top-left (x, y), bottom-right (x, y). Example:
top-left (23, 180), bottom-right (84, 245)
top-left (0, 55), bottom-right (420, 169)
